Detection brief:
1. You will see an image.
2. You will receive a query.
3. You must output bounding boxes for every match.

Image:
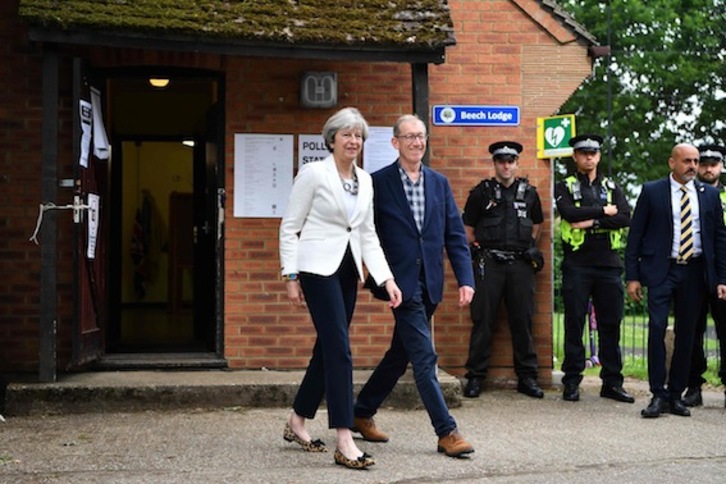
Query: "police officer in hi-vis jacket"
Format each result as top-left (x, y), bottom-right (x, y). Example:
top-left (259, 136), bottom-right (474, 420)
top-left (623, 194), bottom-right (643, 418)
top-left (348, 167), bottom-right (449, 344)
top-left (682, 144), bottom-right (726, 408)
top-left (555, 134), bottom-right (634, 404)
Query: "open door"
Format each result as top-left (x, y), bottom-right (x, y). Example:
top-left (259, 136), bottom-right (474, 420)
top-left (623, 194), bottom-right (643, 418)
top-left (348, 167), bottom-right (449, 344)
top-left (71, 58), bottom-right (108, 367)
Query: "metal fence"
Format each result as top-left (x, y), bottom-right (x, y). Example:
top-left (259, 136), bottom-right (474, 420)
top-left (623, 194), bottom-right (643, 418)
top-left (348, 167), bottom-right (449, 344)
top-left (552, 298), bottom-right (723, 376)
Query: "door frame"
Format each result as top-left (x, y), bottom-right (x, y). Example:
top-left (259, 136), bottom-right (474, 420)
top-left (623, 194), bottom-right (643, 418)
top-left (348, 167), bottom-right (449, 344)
top-left (76, 66), bottom-right (226, 362)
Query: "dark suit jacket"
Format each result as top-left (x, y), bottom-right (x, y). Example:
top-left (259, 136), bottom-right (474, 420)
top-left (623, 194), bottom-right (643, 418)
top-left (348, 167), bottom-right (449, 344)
top-left (625, 176), bottom-right (726, 290)
top-left (367, 161), bottom-right (474, 305)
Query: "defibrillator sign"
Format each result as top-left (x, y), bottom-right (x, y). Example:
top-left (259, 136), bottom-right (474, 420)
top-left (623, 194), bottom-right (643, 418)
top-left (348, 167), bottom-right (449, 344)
top-left (536, 114), bottom-right (576, 158)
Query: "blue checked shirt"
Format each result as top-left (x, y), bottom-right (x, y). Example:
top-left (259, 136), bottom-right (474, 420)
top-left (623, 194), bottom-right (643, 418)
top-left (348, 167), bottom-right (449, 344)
top-left (398, 163), bottom-right (425, 232)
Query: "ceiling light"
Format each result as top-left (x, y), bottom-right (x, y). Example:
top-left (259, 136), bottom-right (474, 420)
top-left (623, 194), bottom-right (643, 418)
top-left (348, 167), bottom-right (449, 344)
top-left (149, 78), bottom-right (170, 88)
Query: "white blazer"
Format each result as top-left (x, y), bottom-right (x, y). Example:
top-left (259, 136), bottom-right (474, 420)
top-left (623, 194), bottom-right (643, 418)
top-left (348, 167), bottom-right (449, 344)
top-left (279, 155), bottom-right (393, 284)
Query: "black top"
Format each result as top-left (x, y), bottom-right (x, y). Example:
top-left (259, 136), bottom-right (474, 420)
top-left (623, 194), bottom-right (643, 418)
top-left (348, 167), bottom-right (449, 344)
top-left (463, 178), bottom-right (543, 251)
top-left (555, 171), bottom-right (631, 268)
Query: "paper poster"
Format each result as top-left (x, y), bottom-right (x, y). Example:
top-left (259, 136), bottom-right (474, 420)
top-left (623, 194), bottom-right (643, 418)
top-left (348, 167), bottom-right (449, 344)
top-left (79, 100), bottom-right (92, 168)
top-left (363, 126), bottom-right (398, 174)
top-left (86, 193), bottom-right (100, 259)
top-left (233, 134), bottom-right (294, 218)
top-left (90, 87), bottom-right (110, 160)
top-left (297, 134), bottom-right (329, 171)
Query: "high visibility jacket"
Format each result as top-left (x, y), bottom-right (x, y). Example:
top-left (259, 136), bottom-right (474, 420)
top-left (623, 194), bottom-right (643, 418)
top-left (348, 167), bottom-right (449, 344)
top-left (560, 175), bottom-right (624, 251)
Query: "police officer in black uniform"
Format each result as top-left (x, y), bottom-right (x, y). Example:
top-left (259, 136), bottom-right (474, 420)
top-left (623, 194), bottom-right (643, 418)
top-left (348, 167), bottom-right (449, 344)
top-left (462, 141), bottom-right (545, 399)
top-left (683, 144), bottom-right (726, 408)
top-left (555, 134), bottom-right (634, 403)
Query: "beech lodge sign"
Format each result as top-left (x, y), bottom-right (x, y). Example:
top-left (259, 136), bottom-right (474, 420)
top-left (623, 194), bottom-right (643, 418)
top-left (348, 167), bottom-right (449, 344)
top-left (432, 105), bottom-right (520, 126)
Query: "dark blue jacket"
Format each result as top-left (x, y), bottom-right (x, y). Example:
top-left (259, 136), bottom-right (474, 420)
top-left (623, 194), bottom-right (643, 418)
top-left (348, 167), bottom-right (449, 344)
top-left (625, 177), bottom-right (726, 290)
top-left (370, 161), bottom-right (474, 304)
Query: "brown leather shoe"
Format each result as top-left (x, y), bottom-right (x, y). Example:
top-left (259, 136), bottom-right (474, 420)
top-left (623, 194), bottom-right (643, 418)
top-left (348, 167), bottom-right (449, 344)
top-left (437, 429), bottom-right (474, 457)
top-left (351, 417), bottom-right (389, 442)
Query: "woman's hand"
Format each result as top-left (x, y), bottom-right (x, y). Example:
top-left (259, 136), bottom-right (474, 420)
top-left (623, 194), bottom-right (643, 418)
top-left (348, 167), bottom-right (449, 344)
top-left (286, 280), bottom-right (305, 306)
top-left (384, 279), bottom-right (403, 308)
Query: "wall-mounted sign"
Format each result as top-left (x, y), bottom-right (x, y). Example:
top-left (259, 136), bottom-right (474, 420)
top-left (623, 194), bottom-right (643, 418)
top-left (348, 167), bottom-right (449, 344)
top-left (536, 114), bottom-right (576, 158)
top-left (297, 134), bottom-right (329, 171)
top-left (432, 105), bottom-right (520, 126)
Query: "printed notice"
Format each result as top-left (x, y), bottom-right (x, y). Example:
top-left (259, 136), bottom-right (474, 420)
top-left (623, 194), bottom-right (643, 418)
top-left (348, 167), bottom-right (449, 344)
top-left (363, 126), bottom-right (398, 174)
top-left (79, 100), bottom-right (92, 168)
top-left (233, 134), bottom-right (294, 218)
top-left (87, 193), bottom-right (100, 259)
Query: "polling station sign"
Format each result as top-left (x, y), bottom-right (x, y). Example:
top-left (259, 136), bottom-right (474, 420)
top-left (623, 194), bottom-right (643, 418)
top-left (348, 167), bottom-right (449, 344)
top-left (432, 105), bottom-right (520, 126)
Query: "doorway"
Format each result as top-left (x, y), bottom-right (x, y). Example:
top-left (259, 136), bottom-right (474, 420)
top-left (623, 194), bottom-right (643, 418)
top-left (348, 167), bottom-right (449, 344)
top-left (102, 73), bottom-right (223, 355)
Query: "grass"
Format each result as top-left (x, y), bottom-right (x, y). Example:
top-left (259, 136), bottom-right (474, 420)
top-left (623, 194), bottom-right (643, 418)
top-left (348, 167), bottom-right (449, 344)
top-left (552, 311), bottom-right (723, 387)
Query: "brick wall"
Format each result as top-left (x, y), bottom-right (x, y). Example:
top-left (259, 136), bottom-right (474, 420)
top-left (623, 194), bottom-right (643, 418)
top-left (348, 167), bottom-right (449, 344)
top-left (0, 0), bottom-right (62, 373)
top-left (0, 0), bottom-right (592, 379)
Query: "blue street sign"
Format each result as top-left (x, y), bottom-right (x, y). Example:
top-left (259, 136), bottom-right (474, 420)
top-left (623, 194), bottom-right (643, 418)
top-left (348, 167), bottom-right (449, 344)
top-left (432, 105), bottom-right (520, 126)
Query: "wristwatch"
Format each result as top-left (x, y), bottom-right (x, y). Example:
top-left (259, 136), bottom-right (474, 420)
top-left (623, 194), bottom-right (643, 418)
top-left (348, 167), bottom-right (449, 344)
top-left (592, 219), bottom-right (601, 229)
top-left (282, 273), bottom-right (299, 282)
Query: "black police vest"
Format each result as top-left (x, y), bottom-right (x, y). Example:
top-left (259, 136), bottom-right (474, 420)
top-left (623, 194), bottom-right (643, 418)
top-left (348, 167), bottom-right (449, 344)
top-left (474, 178), bottom-right (534, 251)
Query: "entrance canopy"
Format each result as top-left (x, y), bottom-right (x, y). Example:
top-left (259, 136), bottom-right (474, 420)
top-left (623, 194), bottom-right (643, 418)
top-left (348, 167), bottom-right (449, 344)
top-left (18, 0), bottom-right (457, 64)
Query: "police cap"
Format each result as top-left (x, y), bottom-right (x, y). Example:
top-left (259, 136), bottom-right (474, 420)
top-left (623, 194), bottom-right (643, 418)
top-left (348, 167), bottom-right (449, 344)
top-left (698, 144), bottom-right (726, 164)
top-left (569, 134), bottom-right (603, 152)
top-left (489, 141), bottom-right (523, 161)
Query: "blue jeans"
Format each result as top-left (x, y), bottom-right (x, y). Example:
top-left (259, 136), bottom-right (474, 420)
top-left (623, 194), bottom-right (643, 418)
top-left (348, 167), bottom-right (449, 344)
top-left (354, 279), bottom-right (456, 438)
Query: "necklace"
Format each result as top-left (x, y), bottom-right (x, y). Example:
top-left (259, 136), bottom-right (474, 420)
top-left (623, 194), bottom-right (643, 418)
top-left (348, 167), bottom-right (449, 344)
top-left (341, 170), bottom-right (359, 195)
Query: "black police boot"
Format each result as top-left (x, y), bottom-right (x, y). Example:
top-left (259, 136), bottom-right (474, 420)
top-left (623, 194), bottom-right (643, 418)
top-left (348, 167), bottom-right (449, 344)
top-left (463, 377), bottom-right (482, 398)
top-left (517, 377), bottom-right (544, 399)
top-left (563, 383), bottom-right (580, 402)
top-left (682, 387), bottom-right (703, 407)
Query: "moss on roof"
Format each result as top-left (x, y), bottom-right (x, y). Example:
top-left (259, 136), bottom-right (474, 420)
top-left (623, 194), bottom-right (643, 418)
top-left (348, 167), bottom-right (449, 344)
top-left (18, 0), bottom-right (456, 49)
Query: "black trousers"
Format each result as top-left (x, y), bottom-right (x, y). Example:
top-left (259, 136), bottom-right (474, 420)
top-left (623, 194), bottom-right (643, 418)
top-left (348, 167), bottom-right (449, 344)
top-left (561, 265), bottom-right (625, 387)
top-left (465, 257), bottom-right (538, 380)
top-left (687, 292), bottom-right (726, 388)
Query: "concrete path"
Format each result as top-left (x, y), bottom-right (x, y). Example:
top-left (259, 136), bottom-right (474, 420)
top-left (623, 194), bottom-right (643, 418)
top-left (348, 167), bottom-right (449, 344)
top-left (1, 374), bottom-right (725, 483)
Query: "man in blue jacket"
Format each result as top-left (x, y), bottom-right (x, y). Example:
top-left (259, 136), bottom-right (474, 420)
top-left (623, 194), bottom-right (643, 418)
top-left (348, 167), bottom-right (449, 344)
top-left (625, 143), bottom-right (726, 418)
top-left (353, 114), bottom-right (476, 458)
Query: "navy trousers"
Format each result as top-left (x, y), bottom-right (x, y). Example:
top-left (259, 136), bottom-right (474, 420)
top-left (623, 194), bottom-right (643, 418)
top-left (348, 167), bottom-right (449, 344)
top-left (293, 249), bottom-right (358, 429)
top-left (354, 279), bottom-right (457, 438)
top-left (646, 259), bottom-right (705, 400)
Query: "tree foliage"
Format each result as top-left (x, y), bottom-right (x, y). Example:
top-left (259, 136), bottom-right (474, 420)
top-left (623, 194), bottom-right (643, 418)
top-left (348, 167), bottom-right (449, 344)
top-left (558, 0), bottom-right (726, 192)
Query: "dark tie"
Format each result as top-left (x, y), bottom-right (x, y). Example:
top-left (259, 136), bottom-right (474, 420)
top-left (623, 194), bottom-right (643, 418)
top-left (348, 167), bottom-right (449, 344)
top-left (677, 185), bottom-right (694, 262)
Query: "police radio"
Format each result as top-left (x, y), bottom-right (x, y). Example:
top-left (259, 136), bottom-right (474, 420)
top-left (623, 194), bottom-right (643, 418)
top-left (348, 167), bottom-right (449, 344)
top-left (493, 184), bottom-right (502, 201)
top-left (516, 179), bottom-right (528, 201)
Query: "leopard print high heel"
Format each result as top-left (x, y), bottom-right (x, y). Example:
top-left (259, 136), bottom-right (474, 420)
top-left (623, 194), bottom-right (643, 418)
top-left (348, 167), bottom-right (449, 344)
top-left (283, 422), bottom-right (327, 452)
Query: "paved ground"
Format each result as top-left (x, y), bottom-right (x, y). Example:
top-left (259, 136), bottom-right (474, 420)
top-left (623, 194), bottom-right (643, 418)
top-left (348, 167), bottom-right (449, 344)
top-left (1, 374), bottom-right (725, 483)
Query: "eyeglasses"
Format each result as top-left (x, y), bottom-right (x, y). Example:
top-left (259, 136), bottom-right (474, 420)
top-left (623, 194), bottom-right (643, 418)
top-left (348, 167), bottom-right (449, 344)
top-left (397, 133), bottom-right (428, 142)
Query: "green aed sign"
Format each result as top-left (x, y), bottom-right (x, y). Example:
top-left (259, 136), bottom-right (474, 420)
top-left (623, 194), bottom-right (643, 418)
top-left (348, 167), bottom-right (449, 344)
top-left (536, 114), bottom-right (576, 158)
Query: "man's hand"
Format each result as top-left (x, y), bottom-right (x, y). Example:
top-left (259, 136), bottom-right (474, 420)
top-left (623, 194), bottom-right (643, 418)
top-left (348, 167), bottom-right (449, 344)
top-left (603, 204), bottom-right (618, 216)
top-left (626, 280), bottom-right (643, 303)
top-left (571, 220), bottom-right (594, 229)
top-left (459, 285), bottom-right (475, 306)
top-left (385, 279), bottom-right (403, 308)
top-left (717, 284), bottom-right (726, 300)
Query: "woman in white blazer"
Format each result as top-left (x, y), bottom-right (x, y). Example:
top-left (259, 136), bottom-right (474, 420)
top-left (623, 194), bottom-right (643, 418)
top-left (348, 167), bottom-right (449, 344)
top-left (279, 107), bottom-right (401, 470)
